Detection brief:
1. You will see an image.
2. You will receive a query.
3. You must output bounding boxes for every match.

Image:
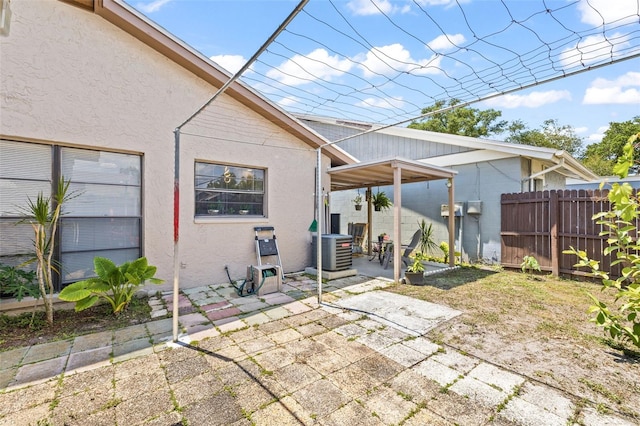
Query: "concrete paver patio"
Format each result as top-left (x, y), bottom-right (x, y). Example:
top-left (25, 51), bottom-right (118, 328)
top-left (0, 260), bottom-right (636, 425)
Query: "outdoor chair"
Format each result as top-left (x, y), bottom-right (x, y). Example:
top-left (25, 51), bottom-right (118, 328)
top-left (382, 229), bottom-right (421, 269)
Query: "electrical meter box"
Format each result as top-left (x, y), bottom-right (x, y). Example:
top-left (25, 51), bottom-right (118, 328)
top-left (440, 203), bottom-right (464, 217)
top-left (247, 265), bottom-right (281, 296)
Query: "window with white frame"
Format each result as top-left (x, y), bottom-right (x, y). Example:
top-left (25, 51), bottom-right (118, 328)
top-left (0, 140), bottom-right (142, 289)
top-left (195, 162), bottom-right (265, 217)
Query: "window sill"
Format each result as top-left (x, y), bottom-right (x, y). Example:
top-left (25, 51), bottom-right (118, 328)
top-left (194, 216), bottom-right (269, 225)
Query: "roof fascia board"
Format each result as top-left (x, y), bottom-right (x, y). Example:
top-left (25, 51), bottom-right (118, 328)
top-left (553, 151), bottom-right (599, 181)
top-left (375, 125), bottom-right (563, 159)
top-left (60, 0), bottom-right (94, 10)
top-left (390, 159), bottom-right (457, 180)
top-left (303, 116), bottom-right (599, 178)
top-left (299, 115), bottom-right (566, 162)
top-left (419, 150), bottom-right (517, 167)
top-left (90, 0), bottom-right (354, 165)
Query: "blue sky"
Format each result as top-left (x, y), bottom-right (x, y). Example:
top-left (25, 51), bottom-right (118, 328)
top-left (127, 0), bottom-right (640, 147)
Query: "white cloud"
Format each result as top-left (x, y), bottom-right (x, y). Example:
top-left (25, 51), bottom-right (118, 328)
top-left (483, 90), bottom-right (571, 108)
top-left (358, 43), bottom-right (442, 78)
top-left (356, 96), bottom-right (405, 109)
top-left (583, 71), bottom-right (640, 104)
top-left (586, 126), bottom-right (610, 143)
top-left (266, 48), bottom-right (353, 86)
top-left (278, 96), bottom-right (299, 107)
top-left (415, 0), bottom-right (463, 6)
top-left (135, 0), bottom-right (173, 13)
top-left (560, 33), bottom-right (630, 68)
top-left (577, 0), bottom-right (639, 26)
top-left (575, 127), bottom-right (589, 134)
top-left (209, 55), bottom-right (247, 75)
top-left (427, 34), bottom-right (466, 53)
top-left (346, 0), bottom-right (410, 16)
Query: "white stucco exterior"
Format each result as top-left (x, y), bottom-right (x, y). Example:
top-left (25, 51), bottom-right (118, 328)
top-left (0, 0), bottom-right (335, 290)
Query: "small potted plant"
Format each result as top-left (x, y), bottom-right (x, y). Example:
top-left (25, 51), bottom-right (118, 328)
top-left (207, 203), bottom-right (221, 215)
top-left (352, 194), bottom-right (363, 211)
top-left (372, 191), bottom-right (392, 212)
top-left (404, 253), bottom-right (425, 285)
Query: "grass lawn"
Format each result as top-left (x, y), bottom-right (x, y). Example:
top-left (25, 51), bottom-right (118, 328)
top-left (387, 266), bottom-right (639, 421)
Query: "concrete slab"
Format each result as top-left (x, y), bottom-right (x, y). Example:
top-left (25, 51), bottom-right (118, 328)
top-left (430, 348), bottom-right (480, 374)
top-left (332, 290), bottom-right (461, 336)
top-left (449, 375), bottom-right (508, 408)
top-left (468, 362), bottom-right (526, 394)
top-left (65, 346), bottom-right (113, 373)
top-left (581, 406), bottom-right (638, 426)
top-left (401, 337), bottom-right (440, 356)
top-left (498, 395), bottom-right (567, 426)
top-left (0, 347), bottom-right (28, 370)
top-left (22, 340), bottom-right (72, 364)
top-left (113, 324), bottom-right (148, 344)
top-left (304, 267), bottom-right (358, 280)
top-left (414, 358), bottom-right (461, 387)
top-left (70, 330), bottom-right (113, 353)
top-left (12, 356), bottom-right (67, 387)
top-left (518, 381), bottom-right (574, 419)
top-left (379, 342), bottom-right (426, 367)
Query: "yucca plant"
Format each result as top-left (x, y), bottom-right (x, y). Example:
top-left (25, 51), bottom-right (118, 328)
top-left (59, 256), bottom-right (163, 315)
top-left (417, 219), bottom-right (439, 256)
top-left (21, 177), bottom-right (73, 325)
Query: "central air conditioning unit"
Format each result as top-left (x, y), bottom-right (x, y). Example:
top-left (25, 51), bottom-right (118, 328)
top-left (311, 234), bottom-right (353, 271)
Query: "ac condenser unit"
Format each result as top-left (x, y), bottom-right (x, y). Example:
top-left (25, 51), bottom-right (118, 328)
top-left (311, 234), bottom-right (353, 271)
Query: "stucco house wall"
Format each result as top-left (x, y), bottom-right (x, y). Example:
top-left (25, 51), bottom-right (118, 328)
top-left (0, 0), bottom-right (332, 290)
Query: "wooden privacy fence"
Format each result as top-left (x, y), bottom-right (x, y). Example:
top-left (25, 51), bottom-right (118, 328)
top-left (501, 189), bottom-right (638, 278)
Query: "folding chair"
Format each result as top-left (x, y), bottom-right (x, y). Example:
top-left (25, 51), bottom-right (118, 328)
top-left (383, 229), bottom-right (422, 269)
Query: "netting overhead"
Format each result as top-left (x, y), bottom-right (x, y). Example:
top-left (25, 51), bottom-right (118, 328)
top-left (229, 0), bottom-right (639, 125)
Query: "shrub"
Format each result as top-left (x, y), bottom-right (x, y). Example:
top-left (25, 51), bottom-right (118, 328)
top-left (440, 241), bottom-right (449, 263)
top-left (0, 263), bottom-right (39, 301)
top-left (521, 255), bottom-right (541, 275)
top-left (59, 256), bottom-right (163, 315)
top-left (564, 133), bottom-right (640, 348)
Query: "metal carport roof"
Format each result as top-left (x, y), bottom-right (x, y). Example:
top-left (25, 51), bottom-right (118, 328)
top-left (328, 157), bottom-right (458, 192)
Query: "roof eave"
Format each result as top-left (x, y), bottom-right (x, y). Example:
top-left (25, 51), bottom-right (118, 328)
top-left (71, 0), bottom-right (353, 166)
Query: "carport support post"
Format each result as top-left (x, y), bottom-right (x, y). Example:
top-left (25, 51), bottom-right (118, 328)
top-left (393, 165), bottom-right (402, 283)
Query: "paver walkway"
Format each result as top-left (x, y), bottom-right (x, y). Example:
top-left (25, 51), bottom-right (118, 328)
top-left (0, 272), bottom-right (636, 426)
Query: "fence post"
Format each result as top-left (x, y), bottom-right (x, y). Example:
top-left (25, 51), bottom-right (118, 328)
top-left (550, 190), bottom-right (559, 276)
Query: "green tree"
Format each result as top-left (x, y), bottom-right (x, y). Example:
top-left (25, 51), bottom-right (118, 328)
top-left (408, 99), bottom-right (507, 137)
top-left (581, 117), bottom-right (640, 176)
top-left (506, 119), bottom-right (583, 156)
top-left (564, 133), bottom-right (640, 349)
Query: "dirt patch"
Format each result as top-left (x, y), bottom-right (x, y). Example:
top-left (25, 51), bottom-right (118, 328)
top-left (387, 267), bottom-right (640, 422)
top-left (0, 297), bottom-right (155, 351)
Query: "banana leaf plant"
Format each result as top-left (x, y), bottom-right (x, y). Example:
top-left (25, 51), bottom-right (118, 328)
top-left (59, 256), bottom-right (163, 315)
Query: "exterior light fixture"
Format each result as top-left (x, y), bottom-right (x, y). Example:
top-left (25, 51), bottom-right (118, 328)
top-left (445, 179), bottom-right (452, 188)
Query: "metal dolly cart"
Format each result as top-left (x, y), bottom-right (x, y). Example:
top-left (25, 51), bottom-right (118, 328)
top-left (254, 226), bottom-right (284, 279)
